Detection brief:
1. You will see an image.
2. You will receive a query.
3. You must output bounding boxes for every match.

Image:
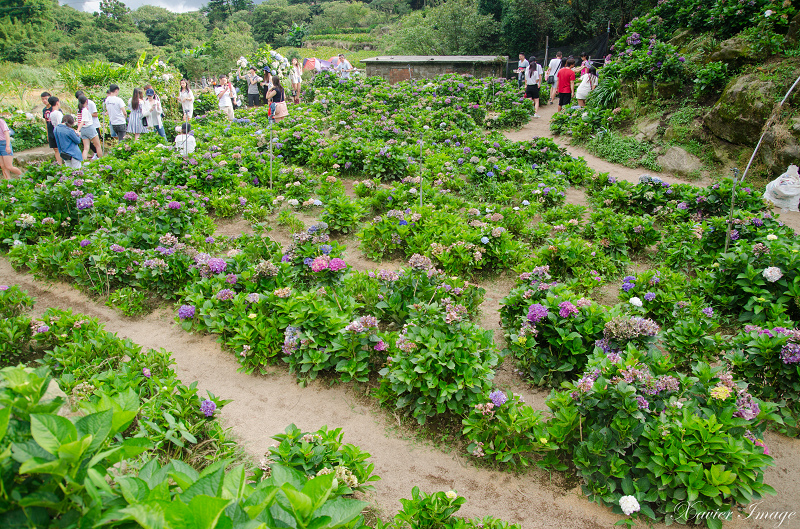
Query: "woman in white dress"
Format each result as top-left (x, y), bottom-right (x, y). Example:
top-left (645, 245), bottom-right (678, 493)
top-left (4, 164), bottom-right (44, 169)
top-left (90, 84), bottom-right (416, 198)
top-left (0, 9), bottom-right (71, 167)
top-left (575, 66), bottom-right (598, 107)
top-left (127, 88), bottom-right (149, 140)
top-left (290, 58), bottom-right (302, 104)
top-left (178, 79), bottom-right (194, 122)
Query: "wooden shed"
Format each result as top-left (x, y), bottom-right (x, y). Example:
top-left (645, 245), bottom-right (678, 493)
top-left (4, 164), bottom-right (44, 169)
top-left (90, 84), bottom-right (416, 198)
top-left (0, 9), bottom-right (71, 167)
top-left (362, 56), bottom-right (507, 84)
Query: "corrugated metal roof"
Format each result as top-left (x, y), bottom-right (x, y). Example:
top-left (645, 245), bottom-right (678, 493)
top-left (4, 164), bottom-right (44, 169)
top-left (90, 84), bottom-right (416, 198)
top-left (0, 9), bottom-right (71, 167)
top-left (361, 56), bottom-right (506, 63)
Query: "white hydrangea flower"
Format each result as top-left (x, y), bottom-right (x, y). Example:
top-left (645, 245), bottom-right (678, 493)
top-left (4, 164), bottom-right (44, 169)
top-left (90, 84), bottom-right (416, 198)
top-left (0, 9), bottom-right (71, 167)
top-left (445, 490), bottom-right (457, 499)
top-left (765, 9), bottom-right (773, 16)
top-left (629, 297), bottom-right (643, 307)
top-left (763, 267), bottom-right (783, 282)
top-left (619, 495), bottom-right (640, 516)
top-left (767, 234), bottom-right (778, 240)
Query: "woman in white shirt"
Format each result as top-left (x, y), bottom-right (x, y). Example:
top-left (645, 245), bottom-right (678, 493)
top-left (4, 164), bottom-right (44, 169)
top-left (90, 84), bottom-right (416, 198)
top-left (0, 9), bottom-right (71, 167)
top-left (76, 95), bottom-right (102, 160)
top-left (575, 66), bottom-right (598, 107)
top-left (142, 88), bottom-right (166, 138)
top-left (290, 58), bottom-right (302, 104)
top-left (178, 79), bottom-right (194, 122)
top-left (524, 56), bottom-right (543, 118)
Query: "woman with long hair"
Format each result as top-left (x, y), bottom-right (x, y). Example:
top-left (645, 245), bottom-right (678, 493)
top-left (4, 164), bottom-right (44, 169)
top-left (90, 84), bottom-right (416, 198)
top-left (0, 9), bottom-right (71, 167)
top-left (76, 95), bottom-right (103, 160)
top-left (575, 65), bottom-right (598, 107)
top-left (126, 88), bottom-right (148, 140)
top-left (290, 58), bottom-right (302, 104)
top-left (266, 76), bottom-right (288, 123)
top-left (0, 114), bottom-right (22, 179)
top-left (178, 79), bottom-right (194, 122)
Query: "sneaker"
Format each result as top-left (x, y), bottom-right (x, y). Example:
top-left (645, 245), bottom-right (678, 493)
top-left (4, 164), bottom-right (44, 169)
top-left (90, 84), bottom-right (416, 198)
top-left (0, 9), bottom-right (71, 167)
top-left (91, 154), bottom-right (98, 161)
top-left (533, 113), bottom-right (541, 118)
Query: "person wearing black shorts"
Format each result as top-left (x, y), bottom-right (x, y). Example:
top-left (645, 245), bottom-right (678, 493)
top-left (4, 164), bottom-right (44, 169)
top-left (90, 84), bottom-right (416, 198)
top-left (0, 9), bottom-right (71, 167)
top-left (556, 58), bottom-right (576, 112)
top-left (524, 56), bottom-right (543, 118)
top-left (41, 91), bottom-right (62, 164)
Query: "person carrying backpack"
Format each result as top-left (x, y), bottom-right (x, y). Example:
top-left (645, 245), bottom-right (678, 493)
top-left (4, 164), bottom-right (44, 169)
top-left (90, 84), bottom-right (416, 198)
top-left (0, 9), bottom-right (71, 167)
top-left (547, 51), bottom-right (563, 105)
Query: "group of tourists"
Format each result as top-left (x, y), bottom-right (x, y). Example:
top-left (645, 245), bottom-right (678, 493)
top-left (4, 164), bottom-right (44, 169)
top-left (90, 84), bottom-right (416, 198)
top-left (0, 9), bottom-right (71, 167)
top-left (35, 80), bottom-right (199, 169)
top-left (516, 51), bottom-right (599, 114)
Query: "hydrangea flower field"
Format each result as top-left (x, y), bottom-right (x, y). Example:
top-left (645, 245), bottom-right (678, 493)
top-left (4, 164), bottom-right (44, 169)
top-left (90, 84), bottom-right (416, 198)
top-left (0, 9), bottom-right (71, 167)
top-left (1, 71), bottom-right (798, 528)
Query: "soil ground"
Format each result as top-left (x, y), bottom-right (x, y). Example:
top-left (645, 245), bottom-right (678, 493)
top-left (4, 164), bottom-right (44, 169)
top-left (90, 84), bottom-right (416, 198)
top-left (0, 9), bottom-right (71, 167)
top-left (4, 108), bottom-right (800, 528)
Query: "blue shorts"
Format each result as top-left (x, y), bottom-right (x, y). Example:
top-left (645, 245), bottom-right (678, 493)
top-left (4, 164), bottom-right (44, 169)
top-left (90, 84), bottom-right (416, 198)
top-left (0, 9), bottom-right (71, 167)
top-left (0, 141), bottom-right (10, 156)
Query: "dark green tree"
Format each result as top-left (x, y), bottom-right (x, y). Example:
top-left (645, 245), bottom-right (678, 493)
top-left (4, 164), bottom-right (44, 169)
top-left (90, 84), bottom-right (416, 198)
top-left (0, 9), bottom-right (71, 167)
top-left (500, 0), bottom-right (549, 56)
top-left (478, 0), bottom-right (503, 21)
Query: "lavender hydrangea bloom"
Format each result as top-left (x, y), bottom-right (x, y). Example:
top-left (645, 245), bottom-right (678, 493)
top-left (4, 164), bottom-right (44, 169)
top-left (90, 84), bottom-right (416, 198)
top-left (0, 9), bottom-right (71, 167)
top-left (178, 305), bottom-right (196, 319)
top-left (76, 197), bottom-right (94, 210)
top-left (167, 201), bottom-right (182, 209)
top-left (123, 191), bottom-right (138, 201)
top-left (142, 367), bottom-right (151, 378)
top-left (644, 292), bottom-right (656, 301)
top-left (558, 301), bottom-right (578, 318)
top-left (200, 399), bottom-right (217, 417)
top-left (207, 258), bottom-right (227, 274)
top-left (80, 239), bottom-right (91, 247)
top-left (702, 307), bottom-right (714, 317)
top-left (781, 343), bottom-right (800, 364)
top-left (489, 390), bottom-right (508, 407)
top-left (216, 289), bottom-right (235, 301)
top-left (205, 236), bottom-right (215, 244)
top-left (527, 303), bottom-right (548, 323)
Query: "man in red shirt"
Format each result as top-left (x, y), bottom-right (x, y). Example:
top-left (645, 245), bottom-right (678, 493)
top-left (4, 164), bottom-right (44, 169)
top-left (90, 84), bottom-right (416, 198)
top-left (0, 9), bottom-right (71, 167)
top-left (556, 58), bottom-right (576, 112)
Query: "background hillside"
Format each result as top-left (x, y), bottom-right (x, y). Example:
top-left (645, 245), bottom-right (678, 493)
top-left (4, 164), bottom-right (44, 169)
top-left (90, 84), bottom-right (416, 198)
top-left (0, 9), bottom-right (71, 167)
top-left (1, 0), bottom-right (648, 76)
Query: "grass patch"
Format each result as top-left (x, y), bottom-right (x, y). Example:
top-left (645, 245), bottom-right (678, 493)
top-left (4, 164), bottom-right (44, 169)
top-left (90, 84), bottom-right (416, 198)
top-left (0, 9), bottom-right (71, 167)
top-left (585, 131), bottom-right (662, 172)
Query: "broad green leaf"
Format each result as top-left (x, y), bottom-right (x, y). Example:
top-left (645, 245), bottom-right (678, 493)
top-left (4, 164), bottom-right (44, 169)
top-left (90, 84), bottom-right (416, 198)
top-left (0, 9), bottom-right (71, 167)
top-left (75, 409), bottom-right (113, 455)
top-left (121, 501), bottom-right (169, 529)
top-left (281, 485), bottom-right (313, 520)
top-left (30, 414), bottom-right (77, 455)
top-left (315, 497), bottom-right (369, 527)
top-left (180, 466), bottom-right (225, 503)
top-left (117, 476), bottom-right (151, 504)
top-left (57, 435), bottom-right (93, 463)
top-left (302, 472), bottom-right (335, 513)
top-left (188, 494), bottom-right (231, 529)
top-left (0, 407), bottom-right (11, 443)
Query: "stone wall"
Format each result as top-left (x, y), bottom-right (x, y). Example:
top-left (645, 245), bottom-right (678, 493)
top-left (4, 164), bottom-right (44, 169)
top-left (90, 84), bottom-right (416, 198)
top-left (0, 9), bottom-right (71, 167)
top-left (366, 62), bottom-right (504, 84)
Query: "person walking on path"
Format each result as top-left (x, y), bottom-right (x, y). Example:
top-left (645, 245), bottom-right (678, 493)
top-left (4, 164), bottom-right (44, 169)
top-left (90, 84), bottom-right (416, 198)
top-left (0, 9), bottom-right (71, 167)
top-left (127, 88), bottom-right (148, 140)
top-left (142, 88), bottom-right (166, 138)
top-left (0, 115), bottom-right (22, 179)
top-left (215, 74), bottom-right (235, 120)
top-left (575, 65), bottom-right (598, 107)
top-left (105, 84), bottom-right (127, 142)
top-left (516, 53), bottom-right (529, 90)
top-left (547, 51), bottom-right (563, 104)
top-left (41, 91), bottom-right (62, 165)
top-left (524, 56), bottom-right (543, 118)
top-left (290, 58), bottom-right (302, 104)
top-left (76, 95), bottom-right (103, 160)
top-left (556, 58), bottom-right (576, 111)
top-left (53, 115), bottom-right (83, 170)
top-left (75, 90), bottom-right (100, 157)
top-left (178, 79), bottom-right (194, 121)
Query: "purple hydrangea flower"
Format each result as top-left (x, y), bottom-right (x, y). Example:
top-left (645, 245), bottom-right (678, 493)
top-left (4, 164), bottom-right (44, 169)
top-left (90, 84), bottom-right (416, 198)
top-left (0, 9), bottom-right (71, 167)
top-left (76, 197), bottom-right (94, 210)
top-left (489, 390), bottom-right (508, 407)
top-left (320, 244), bottom-right (332, 255)
top-left (178, 305), bottom-right (195, 319)
top-left (702, 307), bottom-right (714, 317)
top-left (142, 367), bottom-right (151, 378)
top-left (200, 399), bottom-right (217, 417)
top-left (216, 289), bottom-right (235, 301)
top-left (781, 343), bottom-right (800, 364)
top-left (205, 236), bottom-right (215, 244)
top-left (558, 301), bottom-right (578, 318)
top-left (167, 201), bottom-right (182, 210)
top-left (374, 340), bottom-right (388, 352)
top-left (636, 396), bottom-right (650, 410)
top-left (110, 244), bottom-right (125, 253)
top-left (207, 258), bottom-right (227, 274)
top-left (123, 192), bottom-right (138, 202)
top-left (226, 273), bottom-right (238, 284)
top-left (527, 303), bottom-right (548, 323)
top-left (644, 292), bottom-right (656, 301)
top-left (80, 239), bottom-right (91, 247)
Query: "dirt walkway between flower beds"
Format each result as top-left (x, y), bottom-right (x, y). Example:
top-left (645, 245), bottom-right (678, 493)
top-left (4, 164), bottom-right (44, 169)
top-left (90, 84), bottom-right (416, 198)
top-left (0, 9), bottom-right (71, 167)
top-left (3, 258), bottom-right (800, 528)
top-left (503, 103), bottom-right (800, 233)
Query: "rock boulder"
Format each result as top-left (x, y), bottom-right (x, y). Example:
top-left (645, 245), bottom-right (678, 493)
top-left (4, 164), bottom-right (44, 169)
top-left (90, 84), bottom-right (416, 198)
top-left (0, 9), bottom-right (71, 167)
top-left (657, 146), bottom-right (703, 176)
top-left (708, 36), bottom-right (765, 68)
top-left (704, 74), bottom-right (775, 145)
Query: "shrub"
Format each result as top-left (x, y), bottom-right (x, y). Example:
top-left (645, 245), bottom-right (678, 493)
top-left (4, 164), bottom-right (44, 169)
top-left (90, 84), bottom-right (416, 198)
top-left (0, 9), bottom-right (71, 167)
top-left (693, 61), bottom-right (729, 99)
top-left (378, 303), bottom-right (498, 424)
